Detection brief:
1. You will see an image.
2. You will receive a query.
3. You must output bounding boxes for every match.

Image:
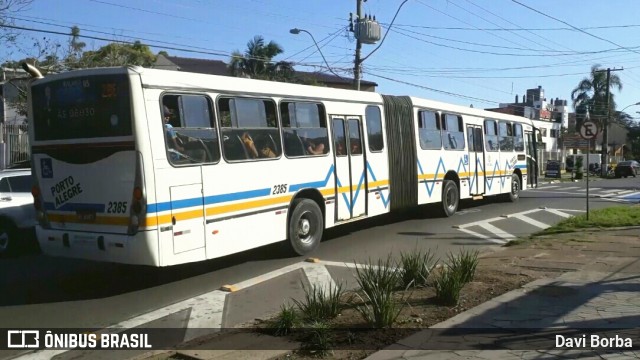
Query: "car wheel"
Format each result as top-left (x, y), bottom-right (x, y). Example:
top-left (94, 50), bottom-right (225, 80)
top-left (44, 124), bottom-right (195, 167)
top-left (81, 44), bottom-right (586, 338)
top-left (287, 199), bottom-right (323, 256)
top-left (0, 219), bottom-right (17, 256)
top-left (439, 180), bottom-right (459, 217)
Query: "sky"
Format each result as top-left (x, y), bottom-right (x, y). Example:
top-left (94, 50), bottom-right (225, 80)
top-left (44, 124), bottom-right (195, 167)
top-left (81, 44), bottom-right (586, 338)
top-left (3, 0), bottom-right (640, 115)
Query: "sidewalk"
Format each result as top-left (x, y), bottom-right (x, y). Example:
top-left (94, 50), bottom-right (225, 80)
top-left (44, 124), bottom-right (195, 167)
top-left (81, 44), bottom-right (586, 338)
top-left (135, 226), bottom-right (640, 360)
top-left (366, 227), bottom-right (640, 359)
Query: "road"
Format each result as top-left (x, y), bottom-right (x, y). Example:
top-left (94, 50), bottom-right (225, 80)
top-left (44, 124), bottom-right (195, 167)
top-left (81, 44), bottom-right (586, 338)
top-left (1, 177), bottom-right (638, 359)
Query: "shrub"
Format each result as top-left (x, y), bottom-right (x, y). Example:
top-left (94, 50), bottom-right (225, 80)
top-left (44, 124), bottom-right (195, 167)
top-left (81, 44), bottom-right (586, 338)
top-left (353, 256), bottom-right (405, 328)
top-left (300, 321), bottom-right (333, 357)
top-left (270, 303), bottom-right (300, 336)
top-left (293, 281), bottom-right (345, 322)
top-left (432, 267), bottom-right (464, 306)
top-left (447, 249), bottom-right (479, 284)
top-left (398, 248), bottom-right (437, 288)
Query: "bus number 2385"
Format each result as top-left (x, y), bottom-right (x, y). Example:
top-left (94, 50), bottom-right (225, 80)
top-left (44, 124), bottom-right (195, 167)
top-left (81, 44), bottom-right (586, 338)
top-left (272, 184), bottom-right (288, 195)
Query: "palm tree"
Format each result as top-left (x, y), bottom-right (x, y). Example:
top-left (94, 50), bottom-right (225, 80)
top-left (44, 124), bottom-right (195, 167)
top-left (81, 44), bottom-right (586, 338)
top-left (228, 35), bottom-right (294, 81)
top-left (571, 64), bottom-right (623, 131)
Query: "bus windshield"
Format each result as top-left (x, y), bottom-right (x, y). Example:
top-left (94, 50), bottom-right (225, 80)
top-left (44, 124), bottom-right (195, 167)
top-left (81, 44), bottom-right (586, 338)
top-left (31, 74), bottom-right (132, 141)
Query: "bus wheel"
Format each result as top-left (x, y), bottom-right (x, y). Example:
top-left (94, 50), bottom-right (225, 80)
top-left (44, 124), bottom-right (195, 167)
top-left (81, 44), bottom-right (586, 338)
top-left (288, 199), bottom-right (324, 256)
top-left (0, 219), bottom-right (17, 257)
top-left (440, 180), bottom-right (459, 217)
top-left (502, 174), bottom-right (520, 202)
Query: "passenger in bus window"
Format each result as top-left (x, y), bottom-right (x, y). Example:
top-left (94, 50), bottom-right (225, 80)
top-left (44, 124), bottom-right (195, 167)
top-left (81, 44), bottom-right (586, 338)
top-left (335, 141), bottom-right (346, 156)
top-left (164, 106), bottom-right (185, 158)
top-left (302, 131), bottom-right (325, 155)
top-left (241, 132), bottom-right (260, 158)
top-left (351, 142), bottom-right (362, 155)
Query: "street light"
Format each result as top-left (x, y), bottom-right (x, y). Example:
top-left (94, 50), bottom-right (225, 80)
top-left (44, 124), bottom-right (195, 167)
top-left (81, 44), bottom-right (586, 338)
top-left (289, 28), bottom-right (344, 79)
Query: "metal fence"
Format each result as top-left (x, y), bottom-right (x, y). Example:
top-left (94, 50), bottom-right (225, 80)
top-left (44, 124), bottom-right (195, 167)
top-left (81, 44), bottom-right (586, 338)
top-left (2, 123), bottom-right (30, 167)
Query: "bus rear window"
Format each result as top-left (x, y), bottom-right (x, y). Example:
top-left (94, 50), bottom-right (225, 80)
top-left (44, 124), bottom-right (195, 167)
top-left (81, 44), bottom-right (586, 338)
top-left (32, 74), bottom-right (132, 141)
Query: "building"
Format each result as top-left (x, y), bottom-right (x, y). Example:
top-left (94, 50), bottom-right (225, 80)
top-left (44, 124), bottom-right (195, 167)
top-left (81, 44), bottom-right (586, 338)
top-left (486, 86), bottom-right (568, 167)
top-left (153, 54), bottom-right (378, 92)
top-left (1, 67), bottom-right (27, 125)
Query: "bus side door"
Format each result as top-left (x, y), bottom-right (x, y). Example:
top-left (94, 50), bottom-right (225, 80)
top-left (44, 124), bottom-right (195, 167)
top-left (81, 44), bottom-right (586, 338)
top-left (331, 116), bottom-right (367, 221)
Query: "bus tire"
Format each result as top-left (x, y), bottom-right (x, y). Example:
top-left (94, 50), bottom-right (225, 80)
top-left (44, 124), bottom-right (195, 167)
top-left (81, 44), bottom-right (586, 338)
top-left (288, 199), bottom-right (323, 256)
top-left (439, 180), bottom-right (459, 217)
top-left (501, 173), bottom-right (520, 202)
top-left (0, 219), bottom-right (17, 257)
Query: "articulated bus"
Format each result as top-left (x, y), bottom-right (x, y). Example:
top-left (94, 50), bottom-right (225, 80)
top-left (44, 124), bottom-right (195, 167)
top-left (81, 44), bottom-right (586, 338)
top-left (26, 66), bottom-right (539, 267)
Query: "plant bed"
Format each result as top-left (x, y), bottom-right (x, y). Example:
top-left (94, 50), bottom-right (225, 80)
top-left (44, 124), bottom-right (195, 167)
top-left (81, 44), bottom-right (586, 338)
top-left (260, 269), bottom-right (532, 360)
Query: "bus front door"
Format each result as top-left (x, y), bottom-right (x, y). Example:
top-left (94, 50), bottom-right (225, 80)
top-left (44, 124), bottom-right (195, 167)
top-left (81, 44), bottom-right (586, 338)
top-left (525, 131), bottom-right (537, 187)
top-left (466, 125), bottom-right (485, 196)
top-left (332, 116), bottom-right (367, 221)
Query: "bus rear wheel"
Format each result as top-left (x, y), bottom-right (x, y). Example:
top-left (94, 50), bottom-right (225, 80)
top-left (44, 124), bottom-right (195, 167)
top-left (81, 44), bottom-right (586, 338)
top-left (501, 173), bottom-right (520, 202)
top-left (439, 180), bottom-right (459, 217)
top-left (288, 199), bottom-right (323, 256)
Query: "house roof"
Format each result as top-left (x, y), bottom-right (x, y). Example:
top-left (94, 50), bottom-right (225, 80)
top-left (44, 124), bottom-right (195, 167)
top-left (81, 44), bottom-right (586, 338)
top-left (154, 55), bottom-right (377, 87)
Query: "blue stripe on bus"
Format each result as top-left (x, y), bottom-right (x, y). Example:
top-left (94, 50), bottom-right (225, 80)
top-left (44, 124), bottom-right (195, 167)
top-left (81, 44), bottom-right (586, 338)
top-left (288, 165), bottom-right (334, 192)
top-left (515, 164), bottom-right (527, 169)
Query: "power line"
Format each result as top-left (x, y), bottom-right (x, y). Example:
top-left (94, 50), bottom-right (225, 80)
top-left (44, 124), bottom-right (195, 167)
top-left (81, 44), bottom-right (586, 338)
top-left (390, 23), bottom-right (640, 32)
top-left (511, 0), bottom-right (640, 57)
top-left (366, 70), bottom-right (500, 104)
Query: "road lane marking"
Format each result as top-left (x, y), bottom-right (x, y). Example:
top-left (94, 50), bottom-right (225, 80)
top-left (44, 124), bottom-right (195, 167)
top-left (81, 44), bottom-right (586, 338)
top-left (540, 185), bottom-right (560, 189)
top-left (302, 264), bottom-right (337, 293)
top-left (511, 214), bottom-right (550, 229)
top-left (475, 222), bottom-right (515, 240)
top-left (545, 209), bottom-right (572, 218)
top-left (563, 186), bottom-right (581, 190)
top-left (601, 189), bottom-right (620, 194)
top-left (457, 227), bottom-right (506, 244)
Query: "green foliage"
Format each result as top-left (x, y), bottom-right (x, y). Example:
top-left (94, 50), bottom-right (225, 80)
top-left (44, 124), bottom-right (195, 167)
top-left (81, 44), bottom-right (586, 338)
top-left (571, 64), bottom-right (623, 127)
top-left (398, 247), bottom-right (437, 288)
top-left (432, 267), bottom-right (464, 306)
top-left (447, 249), bottom-right (479, 284)
top-left (228, 35), bottom-right (294, 82)
top-left (78, 41), bottom-right (156, 68)
top-left (300, 321), bottom-right (333, 357)
top-left (353, 256), bottom-right (405, 328)
top-left (269, 304), bottom-right (300, 336)
top-left (293, 282), bottom-right (346, 322)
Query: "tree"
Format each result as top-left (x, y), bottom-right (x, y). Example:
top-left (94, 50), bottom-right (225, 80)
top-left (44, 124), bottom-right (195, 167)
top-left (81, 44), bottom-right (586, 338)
top-left (79, 41), bottom-right (156, 68)
top-left (0, 0), bottom-right (33, 56)
top-left (571, 64), bottom-right (623, 131)
top-left (228, 35), bottom-right (294, 81)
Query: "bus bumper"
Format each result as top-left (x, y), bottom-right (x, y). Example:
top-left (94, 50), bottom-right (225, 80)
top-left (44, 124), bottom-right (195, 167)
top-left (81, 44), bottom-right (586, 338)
top-left (36, 226), bottom-right (159, 266)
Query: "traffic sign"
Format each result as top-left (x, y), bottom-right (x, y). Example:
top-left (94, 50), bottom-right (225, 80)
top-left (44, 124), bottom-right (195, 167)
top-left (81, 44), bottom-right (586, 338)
top-left (579, 121), bottom-right (598, 140)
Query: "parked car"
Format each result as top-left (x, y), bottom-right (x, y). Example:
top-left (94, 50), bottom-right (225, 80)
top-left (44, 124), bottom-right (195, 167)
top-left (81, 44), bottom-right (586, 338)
top-left (0, 169), bottom-right (37, 255)
top-left (614, 160), bottom-right (639, 178)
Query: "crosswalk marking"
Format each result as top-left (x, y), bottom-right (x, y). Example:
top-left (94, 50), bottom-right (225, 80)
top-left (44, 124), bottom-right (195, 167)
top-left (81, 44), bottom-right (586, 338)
top-left (545, 209), bottom-right (572, 218)
top-left (563, 186), bottom-right (581, 190)
top-left (476, 223), bottom-right (516, 240)
top-left (511, 214), bottom-right (550, 229)
top-left (457, 227), bottom-right (506, 244)
top-left (541, 185), bottom-right (560, 189)
top-left (616, 190), bottom-right (634, 195)
top-left (577, 187), bottom-right (600, 192)
top-left (601, 189), bottom-right (620, 194)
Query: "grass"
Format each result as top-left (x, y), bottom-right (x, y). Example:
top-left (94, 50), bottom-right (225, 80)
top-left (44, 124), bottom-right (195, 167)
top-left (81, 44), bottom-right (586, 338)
top-left (536, 205), bottom-right (640, 235)
top-left (300, 321), bottom-right (334, 357)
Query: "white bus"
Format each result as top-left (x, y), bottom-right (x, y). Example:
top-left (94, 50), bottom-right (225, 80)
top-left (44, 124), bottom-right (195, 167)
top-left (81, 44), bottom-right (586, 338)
top-left (26, 66), bottom-right (539, 267)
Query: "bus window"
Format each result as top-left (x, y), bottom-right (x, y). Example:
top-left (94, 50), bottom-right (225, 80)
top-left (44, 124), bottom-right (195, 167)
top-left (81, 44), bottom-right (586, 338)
top-left (365, 106), bottom-right (384, 152)
top-left (161, 94), bottom-right (219, 165)
top-left (484, 119), bottom-right (498, 151)
top-left (281, 101), bottom-right (328, 157)
top-left (499, 121), bottom-right (514, 151)
top-left (333, 118), bottom-right (347, 157)
top-left (442, 114), bottom-right (464, 150)
top-left (348, 119), bottom-right (362, 155)
top-left (514, 123), bottom-right (524, 151)
top-left (417, 110), bottom-right (441, 150)
top-left (218, 97), bottom-right (281, 161)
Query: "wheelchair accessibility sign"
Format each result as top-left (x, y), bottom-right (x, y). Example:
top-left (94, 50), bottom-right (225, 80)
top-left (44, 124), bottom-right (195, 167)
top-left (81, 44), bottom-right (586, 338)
top-left (41, 158), bottom-right (53, 178)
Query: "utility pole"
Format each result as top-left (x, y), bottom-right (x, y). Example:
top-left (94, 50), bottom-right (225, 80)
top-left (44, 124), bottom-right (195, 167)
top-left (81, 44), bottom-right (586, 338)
top-left (353, 0), bottom-right (363, 90)
top-left (594, 67), bottom-right (623, 177)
